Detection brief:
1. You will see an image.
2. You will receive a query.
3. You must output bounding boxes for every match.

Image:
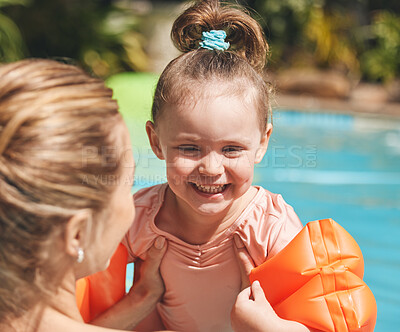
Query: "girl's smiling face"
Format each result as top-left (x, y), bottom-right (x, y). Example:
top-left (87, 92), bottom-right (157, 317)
top-left (147, 89), bottom-right (272, 219)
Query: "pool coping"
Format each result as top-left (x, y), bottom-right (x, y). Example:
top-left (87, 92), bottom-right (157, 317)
top-left (274, 93), bottom-right (400, 119)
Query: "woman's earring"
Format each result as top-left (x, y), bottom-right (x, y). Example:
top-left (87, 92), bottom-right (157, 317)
top-left (77, 247), bottom-right (84, 263)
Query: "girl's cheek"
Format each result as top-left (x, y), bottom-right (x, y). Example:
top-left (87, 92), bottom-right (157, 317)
top-left (173, 157), bottom-right (197, 173)
top-left (167, 174), bottom-right (185, 186)
top-left (233, 160), bottom-right (256, 179)
top-left (229, 156), bottom-right (254, 170)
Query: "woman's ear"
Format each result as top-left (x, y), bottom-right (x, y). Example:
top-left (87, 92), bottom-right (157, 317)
top-left (65, 209), bottom-right (91, 260)
top-left (255, 123), bottom-right (273, 164)
top-left (146, 121), bottom-right (165, 160)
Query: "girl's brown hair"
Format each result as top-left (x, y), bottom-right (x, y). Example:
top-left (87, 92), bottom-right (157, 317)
top-left (0, 59), bottom-right (123, 322)
top-left (152, 0), bottom-right (271, 131)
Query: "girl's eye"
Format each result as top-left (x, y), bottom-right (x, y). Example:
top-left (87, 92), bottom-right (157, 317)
top-left (178, 145), bottom-right (200, 156)
top-left (223, 146), bottom-right (243, 157)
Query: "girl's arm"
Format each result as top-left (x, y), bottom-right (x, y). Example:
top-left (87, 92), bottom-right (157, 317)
top-left (91, 237), bottom-right (167, 330)
top-left (232, 235), bottom-right (316, 332)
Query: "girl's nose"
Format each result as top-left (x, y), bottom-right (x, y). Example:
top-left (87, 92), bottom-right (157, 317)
top-left (198, 152), bottom-right (224, 176)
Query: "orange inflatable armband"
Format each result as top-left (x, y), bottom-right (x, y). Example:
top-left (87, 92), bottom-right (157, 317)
top-left (250, 218), bottom-right (377, 332)
top-left (76, 243), bottom-right (128, 322)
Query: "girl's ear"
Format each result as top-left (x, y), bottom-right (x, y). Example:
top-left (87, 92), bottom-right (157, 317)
top-left (146, 121), bottom-right (165, 160)
top-left (255, 123), bottom-right (273, 164)
top-left (65, 209), bottom-right (91, 259)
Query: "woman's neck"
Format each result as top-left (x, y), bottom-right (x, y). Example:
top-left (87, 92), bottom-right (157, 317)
top-left (47, 272), bottom-right (83, 321)
top-left (24, 269), bottom-right (83, 332)
top-left (157, 186), bottom-right (258, 245)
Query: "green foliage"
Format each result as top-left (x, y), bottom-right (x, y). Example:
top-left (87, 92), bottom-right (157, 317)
top-left (360, 11), bottom-right (400, 82)
top-left (253, 0), bottom-right (361, 73)
top-left (2, 0), bottom-right (399, 82)
top-left (252, 0), bottom-right (399, 81)
top-left (253, 0), bottom-right (316, 67)
top-left (3, 0), bottom-right (147, 78)
top-left (0, 0), bottom-right (29, 62)
top-left (304, 6), bottom-right (359, 74)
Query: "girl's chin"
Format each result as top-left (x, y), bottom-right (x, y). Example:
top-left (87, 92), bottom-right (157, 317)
top-left (189, 200), bottom-right (234, 216)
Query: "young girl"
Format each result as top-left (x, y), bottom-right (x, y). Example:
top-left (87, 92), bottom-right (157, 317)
top-left (123, 1), bottom-right (311, 331)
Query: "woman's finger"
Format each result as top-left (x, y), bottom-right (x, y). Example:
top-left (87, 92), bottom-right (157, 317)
top-left (233, 234), bottom-right (255, 289)
top-left (142, 236), bottom-right (167, 272)
top-left (251, 280), bottom-right (277, 317)
top-left (251, 280), bottom-right (267, 302)
top-left (233, 234), bottom-right (255, 275)
top-left (130, 237), bottom-right (168, 299)
top-left (133, 236), bottom-right (167, 284)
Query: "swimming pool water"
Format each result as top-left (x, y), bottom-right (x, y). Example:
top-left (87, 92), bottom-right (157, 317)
top-left (260, 111), bottom-right (400, 331)
top-left (108, 73), bottom-right (400, 331)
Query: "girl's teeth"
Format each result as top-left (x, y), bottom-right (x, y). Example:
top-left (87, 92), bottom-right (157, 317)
top-left (195, 184), bottom-right (226, 194)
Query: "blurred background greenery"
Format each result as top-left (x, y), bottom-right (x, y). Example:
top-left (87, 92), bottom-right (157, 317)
top-left (0, 0), bottom-right (399, 83)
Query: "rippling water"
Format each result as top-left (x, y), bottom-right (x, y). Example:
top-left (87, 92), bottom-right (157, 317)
top-left (256, 110), bottom-right (400, 331)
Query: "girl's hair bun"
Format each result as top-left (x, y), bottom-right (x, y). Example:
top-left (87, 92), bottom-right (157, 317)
top-left (171, 0), bottom-right (268, 72)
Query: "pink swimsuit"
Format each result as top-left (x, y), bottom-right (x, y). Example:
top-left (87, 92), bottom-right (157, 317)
top-left (123, 183), bottom-right (302, 332)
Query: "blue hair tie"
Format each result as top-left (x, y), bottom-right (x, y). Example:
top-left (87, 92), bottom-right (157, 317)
top-left (199, 30), bottom-right (230, 51)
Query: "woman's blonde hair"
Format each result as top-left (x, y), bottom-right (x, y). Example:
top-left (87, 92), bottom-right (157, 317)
top-left (152, 0), bottom-right (272, 131)
top-left (0, 59), bottom-right (123, 322)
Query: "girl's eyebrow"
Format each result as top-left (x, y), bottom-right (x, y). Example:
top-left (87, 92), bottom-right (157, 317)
top-left (172, 133), bottom-right (202, 141)
top-left (172, 133), bottom-right (253, 146)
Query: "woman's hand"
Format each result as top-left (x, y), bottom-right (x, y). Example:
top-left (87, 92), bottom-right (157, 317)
top-left (232, 280), bottom-right (281, 332)
top-left (233, 234), bottom-right (255, 290)
top-left (232, 234), bottom-right (280, 331)
top-left (128, 236), bottom-right (167, 305)
top-left (91, 236), bottom-right (167, 330)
